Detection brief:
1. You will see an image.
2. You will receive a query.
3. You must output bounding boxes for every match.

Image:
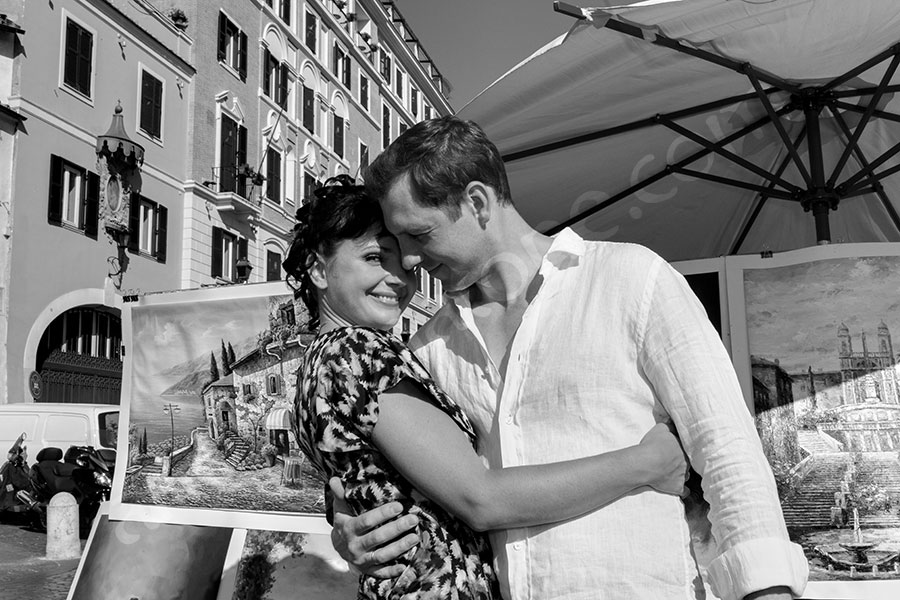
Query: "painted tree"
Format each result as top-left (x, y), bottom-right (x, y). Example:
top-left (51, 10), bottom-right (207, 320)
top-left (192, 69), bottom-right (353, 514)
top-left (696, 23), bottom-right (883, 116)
top-left (210, 351), bottom-right (220, 382)
top-left (227, 342), bottom-right (237, 364)
top-left (240, 393), bottom-right (277, 451)
top-left (221, 339), bottom-right (232, 376)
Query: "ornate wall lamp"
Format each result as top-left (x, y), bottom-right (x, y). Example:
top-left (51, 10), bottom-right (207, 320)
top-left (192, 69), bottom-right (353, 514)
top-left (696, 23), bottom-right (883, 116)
top-left (96, 102), bottom-right (144, 290)
top-left (235, 257), bottom-right (253, 283)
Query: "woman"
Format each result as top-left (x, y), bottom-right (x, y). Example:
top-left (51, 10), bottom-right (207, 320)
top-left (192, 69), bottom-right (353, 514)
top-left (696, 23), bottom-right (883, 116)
top-left (285, 176), bottom-right (687, 599)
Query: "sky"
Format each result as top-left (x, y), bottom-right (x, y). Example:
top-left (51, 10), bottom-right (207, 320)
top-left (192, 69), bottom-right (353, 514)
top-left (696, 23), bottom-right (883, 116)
top-left (391, 0), bottom-right (578, 110)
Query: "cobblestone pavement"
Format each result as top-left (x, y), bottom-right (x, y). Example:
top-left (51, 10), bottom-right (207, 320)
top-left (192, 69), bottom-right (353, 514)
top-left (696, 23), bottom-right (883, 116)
top-left (0, 515), bottom-right (82, 600)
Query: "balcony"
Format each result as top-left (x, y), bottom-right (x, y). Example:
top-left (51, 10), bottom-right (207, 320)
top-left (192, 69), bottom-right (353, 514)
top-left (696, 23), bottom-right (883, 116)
top-left (205, 165), bottom-right (262, 215)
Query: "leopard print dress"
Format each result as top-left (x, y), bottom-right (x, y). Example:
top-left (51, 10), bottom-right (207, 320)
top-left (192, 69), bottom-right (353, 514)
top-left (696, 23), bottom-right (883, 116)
top-left (294, 326), bottom-right (500, 600)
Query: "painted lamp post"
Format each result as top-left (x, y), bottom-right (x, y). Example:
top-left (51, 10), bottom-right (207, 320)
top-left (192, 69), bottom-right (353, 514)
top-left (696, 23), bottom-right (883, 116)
top-left (162, 403), bottom-right (180, 476)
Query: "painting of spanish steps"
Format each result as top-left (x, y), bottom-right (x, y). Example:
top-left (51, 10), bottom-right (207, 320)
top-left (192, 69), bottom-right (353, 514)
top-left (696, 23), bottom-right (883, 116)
top-left (116, 285), bottom-right (327, 530)
top-left (744, 255), bottom-right (900, 582)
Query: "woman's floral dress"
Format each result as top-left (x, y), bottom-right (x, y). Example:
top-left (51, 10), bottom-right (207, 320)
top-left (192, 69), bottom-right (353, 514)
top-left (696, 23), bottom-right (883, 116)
top-left (293, 326), bottom-right (500, 600)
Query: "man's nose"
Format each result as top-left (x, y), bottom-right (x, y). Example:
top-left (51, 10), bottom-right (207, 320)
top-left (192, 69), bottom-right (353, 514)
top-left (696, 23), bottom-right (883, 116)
top-left (397, 238), bottom-right (423, 271)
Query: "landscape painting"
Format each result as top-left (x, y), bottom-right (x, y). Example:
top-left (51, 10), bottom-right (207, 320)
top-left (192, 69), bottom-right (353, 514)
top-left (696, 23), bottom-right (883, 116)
top-left (729, 244), bottom-right (900, 599)
top-left (109, 282), bottom-right (329, 533)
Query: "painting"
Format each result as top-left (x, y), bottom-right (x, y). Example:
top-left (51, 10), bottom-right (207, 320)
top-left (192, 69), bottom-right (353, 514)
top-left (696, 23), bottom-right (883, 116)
top-left (67, 505), bottom-right (234, 600)
top-left (227, 530), bottom-right (358, 600)
top-left (726, 242), bottom-right (900, 599)
top-left (109, 282), bottom-right (329, 533)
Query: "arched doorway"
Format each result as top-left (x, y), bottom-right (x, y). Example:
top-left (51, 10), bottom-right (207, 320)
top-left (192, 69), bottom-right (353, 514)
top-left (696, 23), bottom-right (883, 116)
top-left (34, 306), bottom-right (122, 404)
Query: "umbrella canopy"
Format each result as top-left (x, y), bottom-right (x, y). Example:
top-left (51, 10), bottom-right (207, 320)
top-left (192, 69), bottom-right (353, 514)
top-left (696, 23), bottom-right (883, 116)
top-left (458, 0), bottom-right (900, 262)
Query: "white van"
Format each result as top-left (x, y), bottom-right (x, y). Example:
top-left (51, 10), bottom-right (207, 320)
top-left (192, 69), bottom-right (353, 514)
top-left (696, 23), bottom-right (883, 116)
top-left (0, 403), bottom-right (119, 463)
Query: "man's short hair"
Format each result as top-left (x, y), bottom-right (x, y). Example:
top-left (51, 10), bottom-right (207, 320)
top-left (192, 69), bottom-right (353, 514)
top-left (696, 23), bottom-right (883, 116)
top-left (363, 116), bottom-right (512, 217)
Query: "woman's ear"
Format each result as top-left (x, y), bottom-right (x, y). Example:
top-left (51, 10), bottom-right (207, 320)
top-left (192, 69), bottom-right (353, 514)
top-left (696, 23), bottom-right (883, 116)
top-left (308, 253), bottom-right (328, 291)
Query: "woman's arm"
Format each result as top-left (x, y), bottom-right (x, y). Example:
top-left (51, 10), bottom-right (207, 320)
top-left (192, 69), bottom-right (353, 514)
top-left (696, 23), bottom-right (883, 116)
top-left (373, 379), bottom-right (687, 532)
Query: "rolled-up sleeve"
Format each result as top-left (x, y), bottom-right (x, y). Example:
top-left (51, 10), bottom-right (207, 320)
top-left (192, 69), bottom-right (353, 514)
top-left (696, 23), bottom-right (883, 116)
top-left (637, 258), bottom-right (809, 600)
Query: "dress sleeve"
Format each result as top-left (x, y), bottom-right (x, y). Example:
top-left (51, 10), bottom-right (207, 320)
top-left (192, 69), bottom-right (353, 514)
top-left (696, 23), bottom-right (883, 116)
top-left (312, 328), bottom-right (419, 454)
top-left (636, 257), bottom-right (808, 600)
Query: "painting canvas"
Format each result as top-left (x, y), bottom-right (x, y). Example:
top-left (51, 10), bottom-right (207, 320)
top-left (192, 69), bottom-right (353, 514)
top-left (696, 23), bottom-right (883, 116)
top-left (727, 243), bottom-right (900, 599)
top-left (226, 529), bottom-right (358, 600)
top-left (109, 282), bottom-right (329, 533)
top-left (67, 505), bottom-right (234, 600)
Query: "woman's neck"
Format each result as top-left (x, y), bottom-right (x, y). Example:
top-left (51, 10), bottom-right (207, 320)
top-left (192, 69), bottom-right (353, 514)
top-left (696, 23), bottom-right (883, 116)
top-left (316, 298), bottom-right (355, 334)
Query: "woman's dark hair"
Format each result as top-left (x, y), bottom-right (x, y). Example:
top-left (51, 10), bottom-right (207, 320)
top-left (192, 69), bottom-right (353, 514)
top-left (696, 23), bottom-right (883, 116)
top-left (282, 174), bottom-right (385, 330)
top-left (363, 116), bottom-right (512, 218)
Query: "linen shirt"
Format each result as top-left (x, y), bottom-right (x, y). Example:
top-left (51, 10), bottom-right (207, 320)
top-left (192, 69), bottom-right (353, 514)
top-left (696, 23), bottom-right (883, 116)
top-left (409, 229), bottom-right (808, 600)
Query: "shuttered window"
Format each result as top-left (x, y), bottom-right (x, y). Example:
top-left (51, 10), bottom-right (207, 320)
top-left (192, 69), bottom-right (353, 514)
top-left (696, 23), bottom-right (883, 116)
top-left (63, 18), bottom-right (93, 97)
top-left (139, 70), bottom-right (163, 140)
top-left (47, 154), bottom-right (99, 239)
top-left (333, 115), bottom-right (344, 159)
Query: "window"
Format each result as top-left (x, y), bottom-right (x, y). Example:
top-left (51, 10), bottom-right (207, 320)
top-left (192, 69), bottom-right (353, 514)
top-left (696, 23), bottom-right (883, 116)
top-left (302, 83), bottom-right (315, 133)
top-left (266, 147), bottom-right (282, 203)
top-left (44, 308), bottom-right (121, 360)
top-left (139, 69), bottom-right (163, 140)
top-left (242, 383), bottom-right (252, 396)
top-left (129, 195), bottom-right (167, 262)
top-left (263, 49), bottom-right (289, 109)
top-left (401, 317), bottom-right (411, 343)
top-left (429, 273), bottom-right (438, 301)
top-left (303, 172), bottom-right (320, 202)
top-left (47, 155), bottom-right (99, 239)
top-left (424, 104), bottom-right (433, 120)
top-left (399, 121), bottom-right (408, 136)
top-left (379, 48), bottom-right (392, 84)
top-left (211, 226), bottom-right (247, 281)
top-left (417, 269), bottom-right (425, 295)
top-left (266, 373), bottom-right (282, 395)
top-left (333, 114), bottom-right (344, 158)
top-left (359, 74), bottom-right (369, 111)
top-left (382, 105), bottom-right (391, 149)
top-left (217, 12), bottom-right (248, 81)
top-left (63, 18), bottom-right (93, 98)
top-left (279, 301), bottom-right (295, 325)
top-left (219, 114), bottom-right (248, 197)
top-left (332, 44), bottom-right (351, 90)
top-left (280, 0), bottom-right (291, 25)
top-left (359, 141), bottom-right (369, 171)
top-left (304, 11), bottom-right (318, 53)
top-left (395, 68), bottom-right (404, 99)
top-left (410, 87), bottom-right (419, 118)
top-left (267, 250), bottom-right (282, 281)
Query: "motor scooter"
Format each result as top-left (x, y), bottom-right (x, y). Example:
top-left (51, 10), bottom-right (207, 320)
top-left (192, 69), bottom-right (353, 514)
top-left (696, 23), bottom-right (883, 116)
top-left (0, 433), bottom-right (41, 522)
top-left (28, 445), bottom-right (113, 535)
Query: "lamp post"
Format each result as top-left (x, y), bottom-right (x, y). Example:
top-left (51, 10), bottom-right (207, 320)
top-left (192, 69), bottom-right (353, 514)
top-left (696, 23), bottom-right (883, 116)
top-left (162, 403), bottom-right (180, 476)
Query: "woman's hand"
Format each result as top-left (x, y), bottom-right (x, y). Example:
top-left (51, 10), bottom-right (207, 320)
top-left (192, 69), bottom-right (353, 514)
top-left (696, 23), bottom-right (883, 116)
top-left (638, 423), bottom-right (690, 497)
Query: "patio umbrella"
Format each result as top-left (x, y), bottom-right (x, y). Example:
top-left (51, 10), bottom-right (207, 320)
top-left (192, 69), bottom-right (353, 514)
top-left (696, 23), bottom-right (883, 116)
top-left (458, 0), bottom-right (900, 262)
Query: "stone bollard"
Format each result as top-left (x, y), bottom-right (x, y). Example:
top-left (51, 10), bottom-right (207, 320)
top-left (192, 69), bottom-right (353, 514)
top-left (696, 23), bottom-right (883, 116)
top-left (45, 492), bottom-right (81, 560)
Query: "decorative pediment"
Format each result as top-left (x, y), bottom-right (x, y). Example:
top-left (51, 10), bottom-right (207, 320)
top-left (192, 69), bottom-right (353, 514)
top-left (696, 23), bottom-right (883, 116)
top-left (216, 91), bottom-right (246, 124)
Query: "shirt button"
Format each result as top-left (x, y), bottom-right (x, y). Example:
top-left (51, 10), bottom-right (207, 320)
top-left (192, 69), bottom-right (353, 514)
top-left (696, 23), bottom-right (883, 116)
top-left (513, 542), bottom-right (523, 551)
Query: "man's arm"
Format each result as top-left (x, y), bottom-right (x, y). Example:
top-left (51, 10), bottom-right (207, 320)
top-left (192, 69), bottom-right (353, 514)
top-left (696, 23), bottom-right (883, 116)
top-left (638, 258), bottom-right (808, 600)
top-left (328, 477), bottom-right (420, 577)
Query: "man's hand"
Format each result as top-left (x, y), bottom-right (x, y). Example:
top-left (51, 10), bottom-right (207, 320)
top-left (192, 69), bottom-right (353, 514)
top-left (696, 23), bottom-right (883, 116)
top-left (638, 422), bottom-right (690, 497)
top-left (330, 477), bottom-right (420, 578)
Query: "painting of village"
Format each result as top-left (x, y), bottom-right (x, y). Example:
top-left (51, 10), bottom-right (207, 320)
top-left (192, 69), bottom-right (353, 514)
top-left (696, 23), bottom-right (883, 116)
top-left (743, 254), bottom-right (900, 585)
top-left (113, 284), bottom-right (327, 530)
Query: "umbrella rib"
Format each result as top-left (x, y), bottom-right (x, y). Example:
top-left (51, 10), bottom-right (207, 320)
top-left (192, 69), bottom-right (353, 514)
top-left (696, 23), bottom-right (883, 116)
top-left (600, 18), bottom-right (802, 94)
top-left (831, 84), bottom-right (900, 99)
top-left (672, 167), bottom-right (794, 199)
top-left (502, 90), bottom-right (774, 163)
top-left (745, 69), bottom-right (812, 186)
top-left (827, 52), bottom-right (900, 188)
top-left (832, 101), bottom-right (900, 126)
top-left (730, 126), bottom-right (808, 255)
top-left (822, 43), bottom-right (900, 92)
top-left (544, 109), bottom-right (792, 235)
top-left (827, 103), bottom-right (900, 236)
top-left (658, 117), bottom-right (802, 194)
top-left (840, 137), bottom-right (900, 191)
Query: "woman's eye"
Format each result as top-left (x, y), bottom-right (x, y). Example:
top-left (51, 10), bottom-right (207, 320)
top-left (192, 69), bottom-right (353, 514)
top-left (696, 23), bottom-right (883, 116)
top-left (365, 253), bottom-right (383, 263)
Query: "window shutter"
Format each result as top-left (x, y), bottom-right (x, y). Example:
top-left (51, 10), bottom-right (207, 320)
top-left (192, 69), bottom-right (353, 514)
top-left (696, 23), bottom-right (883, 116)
top-left (302, 85), bottom-right (314, 133)
top-left (278, 64), bottom-right (288, 109)
top-left (237, 125), bottom-right (248, 197)
top-left (140, 72), bottom-right (153, 135)
top-left (151, 76), bottom-right (163, 138)
top-left (220, 116), bottom-right (237, 193)
top-left (64, 21), bottom-right (79, 87)
top-left (238, 237), bottom-right (248, 260)
top-left (343, 57), bottom-right (351, 89)
top-left (305, 14), bottom-right (316, 51)
top-left (211, 228), bottom-right (223, 278)
top-left (48, 154), bottom-right (64, 225)
top-left (217, 13), bottom-right (227, 61)
top-left (155, 204), bottom-right (168, 263)
top-left (238, 31), bottom-right (248, 81)
top-left (333, 115), bottom-right (344, 158)
top-left (77, 27), bottom-right (92, 96)
top-left (83, 171), bottom-right (100, 239)
top-left (263, 49), bottom-right (272, 96)
top-left (127, 193), bottom-right (140, 252)
top-left (282, 0), bottom-right (291, 26)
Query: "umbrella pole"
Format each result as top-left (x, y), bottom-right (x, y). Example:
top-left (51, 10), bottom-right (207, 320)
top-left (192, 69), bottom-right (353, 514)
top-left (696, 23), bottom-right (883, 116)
top-left (803, 100), bottom-right (833, 245)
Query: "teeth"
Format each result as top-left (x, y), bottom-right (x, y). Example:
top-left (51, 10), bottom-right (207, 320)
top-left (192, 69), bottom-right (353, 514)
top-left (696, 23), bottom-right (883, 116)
top-left (372, 294), bottom-right (399, 304)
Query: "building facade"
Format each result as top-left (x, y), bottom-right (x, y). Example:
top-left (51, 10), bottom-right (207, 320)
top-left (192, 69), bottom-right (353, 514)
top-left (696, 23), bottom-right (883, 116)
top-left (1, 0), bottom-right (450, 405)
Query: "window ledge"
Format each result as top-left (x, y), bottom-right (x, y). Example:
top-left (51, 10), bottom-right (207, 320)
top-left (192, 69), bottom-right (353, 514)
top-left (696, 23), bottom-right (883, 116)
top-left (211, 191), bottom-right (261, 216)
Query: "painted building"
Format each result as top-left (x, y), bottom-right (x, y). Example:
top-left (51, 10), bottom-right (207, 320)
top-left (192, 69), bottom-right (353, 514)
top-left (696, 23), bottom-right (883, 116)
top-left (2, 0), bottom-right (450, 405)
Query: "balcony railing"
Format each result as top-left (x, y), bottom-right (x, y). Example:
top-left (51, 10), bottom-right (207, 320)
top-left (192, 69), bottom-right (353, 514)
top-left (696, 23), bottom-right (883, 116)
top-left (206, 165), bottom-right (262, 214)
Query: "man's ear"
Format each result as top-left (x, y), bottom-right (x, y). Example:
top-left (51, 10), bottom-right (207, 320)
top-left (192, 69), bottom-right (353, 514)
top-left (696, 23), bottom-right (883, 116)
top-left (463, 181), bottom-right (493, 229)
top-left (308, 253), bottom-right (328, 291)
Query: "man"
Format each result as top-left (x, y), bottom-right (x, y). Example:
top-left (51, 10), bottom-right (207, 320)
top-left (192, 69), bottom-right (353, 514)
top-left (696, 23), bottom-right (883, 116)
top-left (331, 116), bottom-right (808, 599)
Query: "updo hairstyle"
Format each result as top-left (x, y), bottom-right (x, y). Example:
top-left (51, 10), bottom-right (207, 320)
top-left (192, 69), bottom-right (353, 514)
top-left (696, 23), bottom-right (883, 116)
top-left (282, 174), bottom-right (385, 330)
